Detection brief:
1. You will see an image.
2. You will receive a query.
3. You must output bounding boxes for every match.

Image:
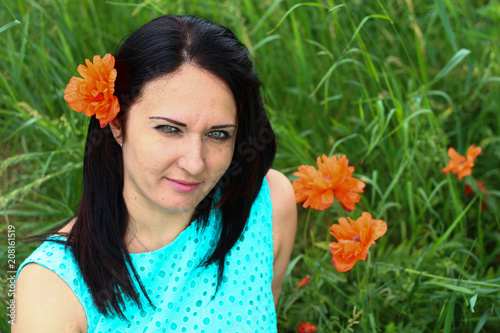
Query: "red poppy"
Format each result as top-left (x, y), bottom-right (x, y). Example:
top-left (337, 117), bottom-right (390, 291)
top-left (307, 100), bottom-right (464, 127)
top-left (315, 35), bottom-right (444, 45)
top-left (292, 154), bottom-right (365, 211)
top-left (465, 180), bottom-right (485, 196)
top-left (297, 322), bottom-right (318, 333)
top-left (465, 180), bottom-right (489, 211)
top-left (294, 275), bottom-right (311, 290)
top-left (329, 212), bottom-right (387, 272)
top-left (442, 145), bottom-right (481, 180)
top-left (64, 54), bottom-right (120, 128)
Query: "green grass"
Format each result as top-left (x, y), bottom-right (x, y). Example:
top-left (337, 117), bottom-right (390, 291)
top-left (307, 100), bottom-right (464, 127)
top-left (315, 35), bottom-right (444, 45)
top-left (1, 0), bottom-right (499, 332)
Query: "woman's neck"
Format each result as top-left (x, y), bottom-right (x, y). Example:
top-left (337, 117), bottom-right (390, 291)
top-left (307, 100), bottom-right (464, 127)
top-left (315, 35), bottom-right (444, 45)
top-left (123, 192), bottom-right (195, 253)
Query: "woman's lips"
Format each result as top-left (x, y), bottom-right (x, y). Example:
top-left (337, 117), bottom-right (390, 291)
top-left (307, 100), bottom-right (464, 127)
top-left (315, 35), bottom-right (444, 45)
top-left (166, 178), bottom-right (201, 192)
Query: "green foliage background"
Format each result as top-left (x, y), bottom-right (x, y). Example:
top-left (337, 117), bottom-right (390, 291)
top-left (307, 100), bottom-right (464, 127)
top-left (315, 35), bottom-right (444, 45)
top-left (1, 0), bottom-right (499, 332)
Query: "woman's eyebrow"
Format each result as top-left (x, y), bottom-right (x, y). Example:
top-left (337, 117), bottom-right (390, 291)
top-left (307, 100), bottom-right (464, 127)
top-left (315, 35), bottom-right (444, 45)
top-left (209, 124), bottom-right (236, 129)
top-left (149, 116), bottom-right (236, 129)
top-left (149, 116), bottom-right (186, 127)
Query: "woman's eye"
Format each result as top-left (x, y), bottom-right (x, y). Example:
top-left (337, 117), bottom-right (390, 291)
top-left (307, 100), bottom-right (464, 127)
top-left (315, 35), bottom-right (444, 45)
top-left (208, 130), bottom-right (230, 140)
top-left (155, 125), bottom-right (178, 133)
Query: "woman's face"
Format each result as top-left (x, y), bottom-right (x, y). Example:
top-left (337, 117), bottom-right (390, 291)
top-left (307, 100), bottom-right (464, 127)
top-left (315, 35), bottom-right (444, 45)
top-left (115, 65), bottom-right (237, 217)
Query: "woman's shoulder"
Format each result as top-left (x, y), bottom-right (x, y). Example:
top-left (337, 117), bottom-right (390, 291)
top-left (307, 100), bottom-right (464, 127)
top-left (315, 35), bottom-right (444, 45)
top-left (265, 169), bottom-right (297, 220)
top-left (16, 225), bottom-right (74, 278)
top-left (58, 217), bottom-right (77, 234)
top-left (265, 169), bottom-right (297, 246)
top-left (14, 257), bottom-right (87, 332)
top-left (265, 169), bottom-right (297, 305)
top-left (13, 218), bottom-right (87, 332)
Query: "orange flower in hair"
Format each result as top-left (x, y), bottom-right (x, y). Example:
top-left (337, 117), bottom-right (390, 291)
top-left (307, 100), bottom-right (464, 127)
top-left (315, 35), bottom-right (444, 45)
top-left (292, 154), bottom-right (365, 211)
top-left (64, 54), bottom-right (120, 128)
top-left (442, 144), bottom-right (481, 180)
top-left (329, 212), bottom-right (387, 272)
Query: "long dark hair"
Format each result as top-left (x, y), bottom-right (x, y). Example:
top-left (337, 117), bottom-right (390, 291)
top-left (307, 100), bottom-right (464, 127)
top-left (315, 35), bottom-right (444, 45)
top-left (57, 15), bottom-right (275, 319)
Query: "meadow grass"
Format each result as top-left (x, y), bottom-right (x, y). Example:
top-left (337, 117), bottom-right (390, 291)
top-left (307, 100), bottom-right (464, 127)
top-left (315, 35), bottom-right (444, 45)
top-left (1, 0), bottom-right (499, 332)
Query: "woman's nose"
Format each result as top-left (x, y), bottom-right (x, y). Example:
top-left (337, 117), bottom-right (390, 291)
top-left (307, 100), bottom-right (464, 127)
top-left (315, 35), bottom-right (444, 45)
top-left (177, 137), bottom-right (205, 175)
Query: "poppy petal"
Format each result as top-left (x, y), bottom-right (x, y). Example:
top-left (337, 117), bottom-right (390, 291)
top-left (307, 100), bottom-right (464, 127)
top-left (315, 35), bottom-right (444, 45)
top-left (64, 54), bottom-right (120, 126)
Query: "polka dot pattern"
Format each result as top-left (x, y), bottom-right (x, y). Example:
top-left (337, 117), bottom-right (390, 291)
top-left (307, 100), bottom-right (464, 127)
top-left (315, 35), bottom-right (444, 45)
top-left (16, 180), bottom-right (276, 332)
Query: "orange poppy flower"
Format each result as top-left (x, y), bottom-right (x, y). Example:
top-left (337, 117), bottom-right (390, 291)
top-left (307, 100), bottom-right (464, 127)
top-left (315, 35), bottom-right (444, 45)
top-left (64, 54), bottom-right (120, 128)
top-left (297, 322), bottom-right (318, 333)
top-left (293, 275), bottom-right (311, 290)
top-left (292, 154), bottom-right (365, 211)
top-left (442, 145), bottom-right (481, 180)
top-left (329, 212), bottom-right (387, 272)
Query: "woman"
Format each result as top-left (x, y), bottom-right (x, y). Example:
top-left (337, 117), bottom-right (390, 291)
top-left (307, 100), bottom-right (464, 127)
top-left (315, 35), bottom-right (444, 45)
top-left (14, 15), bottom-right (296, 332)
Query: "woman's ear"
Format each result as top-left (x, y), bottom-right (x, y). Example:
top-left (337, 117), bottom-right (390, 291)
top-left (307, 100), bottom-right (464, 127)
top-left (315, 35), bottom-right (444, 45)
top-left (109, 118), bottom-right (124, 147)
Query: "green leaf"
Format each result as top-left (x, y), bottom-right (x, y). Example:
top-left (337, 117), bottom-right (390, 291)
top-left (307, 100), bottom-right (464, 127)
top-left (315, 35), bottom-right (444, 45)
top-left (429, 282), bottom-right (475, 295)
top-left (314, 241), bottom-right (330, 251)
top-left (433, 196), bottom-right (477, 250)
top-left (443, 293), bottom-right (456, 333)
top-left (0, 20), bottom-right (20, 34)
top-left (473, 309), bottom-right (491, 333)
top-left (430, 49), bottom-right (471, 85)
top-left (435, 0), bottom-right (457, 51)
top-left (469, 294), bottom-right (477, 313)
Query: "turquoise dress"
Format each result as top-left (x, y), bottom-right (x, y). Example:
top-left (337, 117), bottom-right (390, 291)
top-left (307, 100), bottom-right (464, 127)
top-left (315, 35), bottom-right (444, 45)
top-left (16, 180), bottom-right (277, 333)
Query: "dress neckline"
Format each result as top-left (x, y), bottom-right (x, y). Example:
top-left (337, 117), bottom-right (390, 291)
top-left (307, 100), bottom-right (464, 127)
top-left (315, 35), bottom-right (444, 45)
top-left (129, 220), bottom-right (197, 257)
top-left (47, 219), bottom-right (198, 257)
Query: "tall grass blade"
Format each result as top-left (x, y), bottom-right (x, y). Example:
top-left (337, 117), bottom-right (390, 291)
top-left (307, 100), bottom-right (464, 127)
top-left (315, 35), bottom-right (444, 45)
top-left (433, 196), bottom-right (476, 250)
top-left (267, 2), bottom-right (327, 34)
top-left (430, 49), bottom-right (471, 85)
top-left (0, 20), bottom-right (20, 33)
top-left (443, 293), bottom-right (456, 333)
top-left (429, 282), bottom-right (475, 295)
top-left (346, 14), bottom-right (392, 49)
top-left (473, 309), bottom-right (491, 333)
top-left (434, 0), bottom-right (457, 51)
